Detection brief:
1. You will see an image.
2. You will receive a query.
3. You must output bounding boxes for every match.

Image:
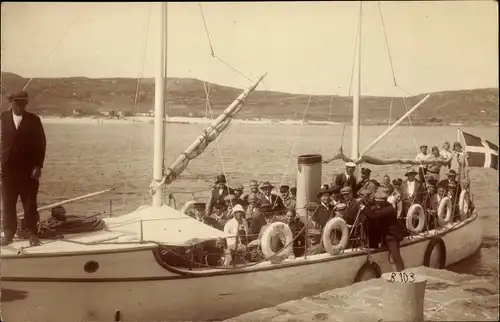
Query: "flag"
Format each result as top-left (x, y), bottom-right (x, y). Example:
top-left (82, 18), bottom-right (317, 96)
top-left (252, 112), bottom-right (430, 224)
top-left (462, 131), bottom-right (498, 170)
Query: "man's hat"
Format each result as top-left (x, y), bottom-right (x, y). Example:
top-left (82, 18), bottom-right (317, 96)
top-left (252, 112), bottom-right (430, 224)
top-left (420, 144), bottom-right (428, 149)
top-left (233, 183), bottom-right (244, 191)
top-left (405, 168), bottom-right (418, 176)
top-left (340, 186), bottom-right (352, 195)
top-left (249, 180), bottom-right (259, 187)
top-left (361, 167), bottom-right (371, 176)
top-left (374, 189), bottom-right (389, 201)
top-left (260, 181), bottom-right (274, 190)
top-left (447, 169), bottom-right (457, 176)
top-left (317, 185), bottom-right (333, 198)
top-left (345, 162), bottom-right (356, 168)
top-left (8, 90), bottom-right (29, 102)
top-left (392, 178), bottom-right (403, 187)
top-left (193, 202), bottom-right (206, 211)
top-left (215, 174), bottom-right (227, 184)
top-left (329, 184), bottom-right (342, 194)
top-left (279, 185), bottom-right (290, 193)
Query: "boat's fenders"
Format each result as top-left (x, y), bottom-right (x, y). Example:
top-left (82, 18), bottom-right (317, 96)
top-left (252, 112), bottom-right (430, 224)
top-left (458, 190), bottom-right (470, 220)
top-left (353, 260), bottom-right (382, 283)
top-left (437, 197), bottom-right (453, 226)
top-left (322, 217), bottom-right (349, 255)
top-left (181, 200), bottom-right (197, 215)
top-left (406, 204), bottom-right (426, 233)
top-left (423, 237), bottom-right (446, 269)
top-left (260, 222), bottom-right (294, 259)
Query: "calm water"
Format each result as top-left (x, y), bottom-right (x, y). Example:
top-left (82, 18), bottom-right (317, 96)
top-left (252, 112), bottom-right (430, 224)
top-left (36, 121), bottom-right (498, 279)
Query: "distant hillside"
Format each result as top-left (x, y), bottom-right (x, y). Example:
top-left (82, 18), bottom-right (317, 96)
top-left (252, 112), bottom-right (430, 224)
top-left (1, 72), bottom-right (498, 125)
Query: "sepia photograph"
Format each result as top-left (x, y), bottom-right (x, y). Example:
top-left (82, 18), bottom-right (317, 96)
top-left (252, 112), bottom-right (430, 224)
top-left (1, 2), bottom-right (498, 321)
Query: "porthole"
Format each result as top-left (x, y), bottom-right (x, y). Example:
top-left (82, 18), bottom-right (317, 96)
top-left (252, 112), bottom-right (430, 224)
top-left (84, 260), bottom-right (99, 273)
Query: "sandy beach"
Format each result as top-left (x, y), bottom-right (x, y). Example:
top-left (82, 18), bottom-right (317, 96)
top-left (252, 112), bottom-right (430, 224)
top-left (40, 115), bottom-right (342, 126)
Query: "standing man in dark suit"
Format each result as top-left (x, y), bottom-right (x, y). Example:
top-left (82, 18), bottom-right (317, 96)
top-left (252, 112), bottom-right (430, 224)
top-left (1, 91), bottom-right (46, 246)
top-left (206, 174), bottom-right (234, 216)
top-left (332, 162), bottom-right (358, 197)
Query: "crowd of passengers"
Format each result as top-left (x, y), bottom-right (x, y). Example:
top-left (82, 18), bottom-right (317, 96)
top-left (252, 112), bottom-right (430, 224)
top-left (169, 140), bottom-right (472, 269)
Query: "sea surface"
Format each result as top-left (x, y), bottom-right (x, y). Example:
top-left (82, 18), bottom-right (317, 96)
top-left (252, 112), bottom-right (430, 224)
top-left (34, 122), bottom-right (498, 281)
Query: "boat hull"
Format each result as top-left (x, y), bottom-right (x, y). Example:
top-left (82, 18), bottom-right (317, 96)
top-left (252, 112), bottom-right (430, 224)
top-left (0, 214), bottom-right (482, 322)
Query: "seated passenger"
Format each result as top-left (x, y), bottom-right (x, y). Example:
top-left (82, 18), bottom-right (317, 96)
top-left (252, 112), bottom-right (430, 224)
top-left (223, 205), bottom-right (249, 265)
top-left (340, 186), bottom-right (359, 226)
top-left (313, 185), bottom-right (335, 230)
top-left (423, 180), bottom-right (439, 229)
top-left (245, 194), bottom-right (260, 225)
top-left (213, 203), bottom-right (228, 228)
top-left (329, 184), bottom-right (343, 207)
top-left (286, 205), bottom-right (306, 257)
top-left (243, 179), bottom-right (263, 204)
top-left (248, 204), bottom-right (274, 242)
top-left (232, 183), bottom-right (247, 209)
top-left (260, 181), bottom-right (285, 211)
top-left (359, 189), bottom-right (406, 271)
top-left (380, 175), bottom-right (392, 194)
top-left (305, 228), bottom-right (325, 255)
top-left (280, 185), bottom-right (296, 215)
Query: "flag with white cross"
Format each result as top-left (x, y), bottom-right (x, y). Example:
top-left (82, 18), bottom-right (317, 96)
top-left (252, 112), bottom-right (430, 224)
top-left (462, 132), bottom-right (498, 170)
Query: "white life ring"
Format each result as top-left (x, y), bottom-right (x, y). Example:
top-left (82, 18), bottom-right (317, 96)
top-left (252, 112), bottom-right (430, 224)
top-left (458, 190), bottom-right (470, 220)
top-left (260, 222), bottom-right (294, 259)
top-left (437, 196), bottom-right (453, 226)
top-left (387, 195), bottom-right (403, 219)
top-left (321, 217), bottom-right (349, 255)
top-left (406, 204), bottom-right (426, 234)
top-left (181, 200), bottom-right (197, 215)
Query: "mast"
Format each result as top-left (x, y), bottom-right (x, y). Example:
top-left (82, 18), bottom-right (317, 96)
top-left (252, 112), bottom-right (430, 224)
top-left (351, 2), bottom-right (362, 160)
top-left (152, 2), bottom-right (167, 207)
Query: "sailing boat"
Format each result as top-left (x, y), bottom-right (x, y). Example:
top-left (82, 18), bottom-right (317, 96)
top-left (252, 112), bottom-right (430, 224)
top-left (1, 3), bottom-right (483, 322)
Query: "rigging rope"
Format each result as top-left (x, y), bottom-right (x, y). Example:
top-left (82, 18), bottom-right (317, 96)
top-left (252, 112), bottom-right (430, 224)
top-left (377, 1), bottom-right (397, 87)
top-left (273, 95), bottom-right (313, 209)
top-left (121, 3), bottom-right (152, 213)
top-left (197, 3), bottom-right (252, 82)
top-left (22, 13), bottom-right (82, 91)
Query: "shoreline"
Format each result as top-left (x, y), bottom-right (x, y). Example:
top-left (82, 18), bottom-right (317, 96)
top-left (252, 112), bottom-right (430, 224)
top-left (39, 116), bottom-right (498, 127)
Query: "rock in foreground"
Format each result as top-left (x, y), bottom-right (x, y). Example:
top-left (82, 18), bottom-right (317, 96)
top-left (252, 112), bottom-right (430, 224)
top-left (225, 266), bottom-right (498, 322)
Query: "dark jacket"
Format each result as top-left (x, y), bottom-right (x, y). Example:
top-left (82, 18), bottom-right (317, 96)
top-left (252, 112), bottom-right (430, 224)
top-left (312, 203), bottom-right (334, 230)
top-left (361, 201), bottom-right (405, 248)
top-left (260, 194), bottom-right (285, 211)
top-left (344, 199), bottom-right (360, 226)
top-left (333, 173), bottom-right (358, 197)
top-left (400, 179), bottom-right (425, 205)
top-left (1, 110), bottom-right (46, 177)
top-left (206, 186), bottom-right (234, 216)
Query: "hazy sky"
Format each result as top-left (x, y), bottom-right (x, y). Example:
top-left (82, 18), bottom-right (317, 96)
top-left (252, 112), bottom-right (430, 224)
top-left (1, 1), bottom-right (498, 96)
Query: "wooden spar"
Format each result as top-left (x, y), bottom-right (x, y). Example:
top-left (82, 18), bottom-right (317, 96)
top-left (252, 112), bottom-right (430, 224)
top-left (157, 73), bottom-right (267, 186)
top-left (17, 186), bottom-right (119, 216)
top-left (359, 94), bottom-right (431, 157)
